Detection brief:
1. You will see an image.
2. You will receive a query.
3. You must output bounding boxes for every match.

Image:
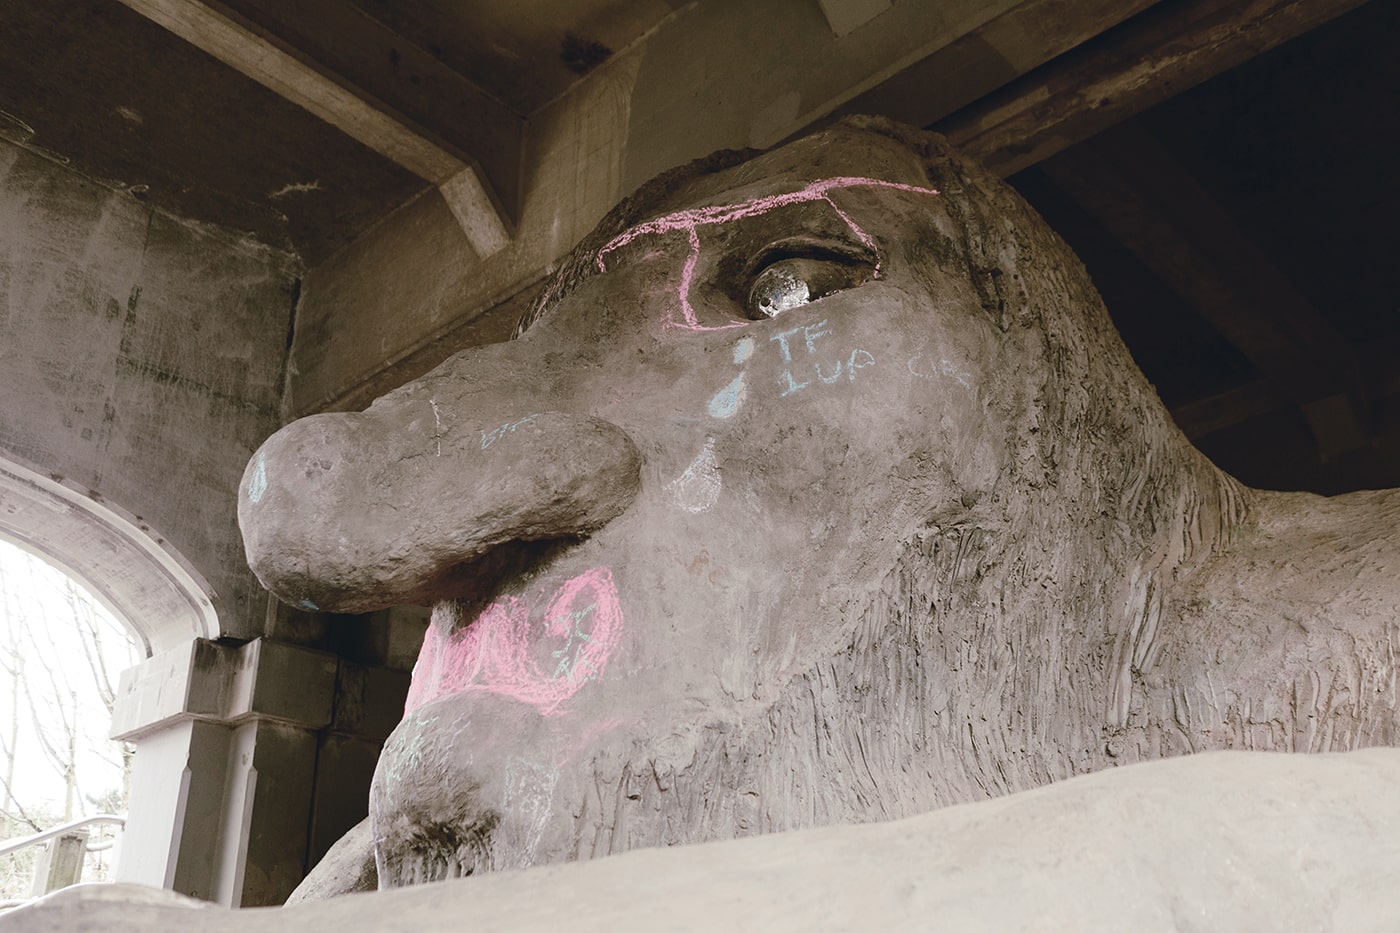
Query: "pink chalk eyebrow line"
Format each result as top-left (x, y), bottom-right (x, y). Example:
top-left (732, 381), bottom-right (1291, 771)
top-left (594, 176), bottom-right (940, 332)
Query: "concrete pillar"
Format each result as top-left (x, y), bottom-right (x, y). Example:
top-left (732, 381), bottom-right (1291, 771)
top-left (306, 660), bottom-right (410, 870)
top-left (30, 829), bottom-right (89, 896)
top-left (110, 629), bottom-right (414, 906)
top-left (212, 721), bottom-right (320, 906)
top-left (118, 717), bottom-right (232, 898)
top-left (111, 637), bottom-right (336, 906)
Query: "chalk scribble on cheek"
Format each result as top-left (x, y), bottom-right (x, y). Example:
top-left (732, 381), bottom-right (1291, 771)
top-left (404, 566), bottom-right (624, 715)
top-left (594, 177), bottom-right (940, 332)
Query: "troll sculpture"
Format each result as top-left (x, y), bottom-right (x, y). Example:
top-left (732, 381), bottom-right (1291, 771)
top-left (248, 116), bottom-right (1400, 890)
top-left (19, 118), bottom-right (1398, 930)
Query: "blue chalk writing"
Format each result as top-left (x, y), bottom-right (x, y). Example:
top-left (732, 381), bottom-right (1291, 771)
top-left (940, 358), bottom-right (972, 387)
top-left (248, 452), bottom-right (267, 503)
top-left (774, 322), bottom-right (874, 395)
top-left (481, 414), bottom-right (539, 450)
top-left (708, 373), bottom-right (747, 418)
top-left (551, 602), bottom-right (599, 682)
top-left (803, 321), bottom-right (831, 355)
top-left (779, 369), bottom-right (811, 396)
top-left (733, 336), bottom-right (755, 364)
top-left (770, 325), bottom-right (804, 362)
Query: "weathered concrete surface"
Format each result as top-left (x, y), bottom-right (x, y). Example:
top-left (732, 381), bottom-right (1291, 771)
top-left (14, 750), bottom-right (1400, 931)
top-left (0, 1), bottom-right (426, 265)
top-left (0, 137), bottom-right (296, 640)
top-left (241, 117), bottom-right (1400, 894)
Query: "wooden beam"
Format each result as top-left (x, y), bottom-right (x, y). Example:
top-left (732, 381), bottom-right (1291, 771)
top-left (1169, 380), bottom-right (1276, 440)
top-left (937, 0), bottom-right (1371, 177)
top-left (1039, 124), bottom-right (1366, 460)
top-left (114, 0), bottom-right (519, 258)
top-left (1300, 393), bottom-right (1368, 462)
top-left (836, 0), bottom-right (1161, 132)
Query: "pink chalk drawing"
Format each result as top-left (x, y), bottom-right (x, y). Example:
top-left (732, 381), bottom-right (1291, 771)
top-left (405, 567), bottom-right (624, 716)
top-left (595, 176), bottom-right (939, 332)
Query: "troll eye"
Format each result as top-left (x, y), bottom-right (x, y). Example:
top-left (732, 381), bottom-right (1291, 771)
top-left (744, 255), bottom-right (874, 320)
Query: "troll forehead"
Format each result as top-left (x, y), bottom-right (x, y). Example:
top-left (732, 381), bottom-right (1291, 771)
top-left (589, 176), bottom-right (940, 332)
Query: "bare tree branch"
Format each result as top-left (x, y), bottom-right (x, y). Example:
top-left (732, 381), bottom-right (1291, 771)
top-left (0, 772), bottom-right (44, 834)
top-left (0, 544), bottom-right (137, 835)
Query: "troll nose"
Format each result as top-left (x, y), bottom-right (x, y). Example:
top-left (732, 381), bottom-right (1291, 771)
top-left (237, 400), bottom-right (641, 613)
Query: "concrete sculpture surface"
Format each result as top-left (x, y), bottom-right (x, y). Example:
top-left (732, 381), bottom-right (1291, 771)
top-left (14, 117), bottom-right (1400, 928)
top-left (249, 115), bottom-right (1400, 889)
top-left (17, 751), bottom-right (1400, 930)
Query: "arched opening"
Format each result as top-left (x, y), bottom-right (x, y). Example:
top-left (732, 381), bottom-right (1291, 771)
top-left (0, 539), bottom-right (140, 896)
top-left (0, 451), bottom-right (218, 896)
top-left (0, 454), bottom-right (218, 657)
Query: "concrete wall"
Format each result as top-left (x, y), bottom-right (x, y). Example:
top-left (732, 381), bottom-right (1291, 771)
top-left (0, 138), bottom-right (297, 640)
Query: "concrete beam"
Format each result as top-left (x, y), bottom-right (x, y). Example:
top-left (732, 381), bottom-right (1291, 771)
top-left (816, 0), bottom-right (892, 37)
top-left (113, 0), bottom-right (516, 257)
top-left (938, 0), bottom-right (1371, 177)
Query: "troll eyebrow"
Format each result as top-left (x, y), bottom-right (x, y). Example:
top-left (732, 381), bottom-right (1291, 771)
top-left (594, 176), bottom-right (940, 332)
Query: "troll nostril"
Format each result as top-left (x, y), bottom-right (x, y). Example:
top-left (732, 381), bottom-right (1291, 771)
top-left (239, 410), bottom-right (642, 614)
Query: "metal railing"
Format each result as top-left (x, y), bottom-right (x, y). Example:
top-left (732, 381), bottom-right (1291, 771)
top-left (0, 815), bottom-right (125, 901)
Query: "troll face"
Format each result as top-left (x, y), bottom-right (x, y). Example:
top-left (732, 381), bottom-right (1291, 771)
top-left (240, 119), bottom-right (1195, 884)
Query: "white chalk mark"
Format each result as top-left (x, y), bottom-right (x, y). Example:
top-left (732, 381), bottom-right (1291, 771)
top-left (668, 438), bottom-right (721, 513)
top-left (429, 400), bottom-right (444, 456)
top-left (0, 109), bottom-right (35, 144)
top-left (906, 352), bottom-right (972, 389)
top-left (269, 180), bottom-right (322, 199)
top-left (503, 758), bottom-right (561, 864)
